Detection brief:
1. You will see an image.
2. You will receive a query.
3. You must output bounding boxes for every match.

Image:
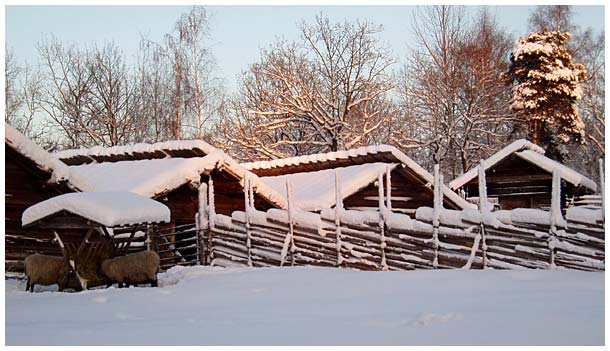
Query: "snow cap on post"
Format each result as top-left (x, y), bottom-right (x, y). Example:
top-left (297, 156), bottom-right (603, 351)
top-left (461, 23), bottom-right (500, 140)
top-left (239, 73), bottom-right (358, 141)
top-left (22, 192), bottom-right (171, 228)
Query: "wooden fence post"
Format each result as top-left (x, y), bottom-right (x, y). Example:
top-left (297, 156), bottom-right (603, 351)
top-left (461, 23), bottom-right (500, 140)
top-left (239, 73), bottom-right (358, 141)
top-left (334, 171), bottom-right (343, 267)
top-left (599, 158), bottom-right (606, 223)
top-left (478, 159), bottom-right (488, 269)
top-left (197, 183), bottom-right (209, 265)
top-left (145, 226), bottom-right (153, 251)
top-left (432, 164), bottom-right (442, 269)
top-left (281, 179), bottom-right (296, 267)
top-left (386, 165), bottom-right (392, 210)
top-left (377, 172), bottom-right (388, 271)
top-left (549, 168), bottom-right (564, 269)
top-left (244, 175), bottom-right (253, 267)
top-left (206, 177), bottom-right (216, 265)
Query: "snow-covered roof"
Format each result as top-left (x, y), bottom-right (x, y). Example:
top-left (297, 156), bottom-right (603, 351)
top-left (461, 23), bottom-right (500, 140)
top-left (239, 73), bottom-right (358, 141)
top-left (516, 150), bottom-right (597, 192)
top-left (60, 142), bottom-right (288, 209)
top-left (70, 154), bottom-right (226, 198)
top-left (245, 145), bottom-right (475, 210)
top-left (449, 139), bottom-right (597, 193)
top-left (5, 124), bottom-right (94, 192)
top-left (450, 139), bottom-right (545, 190)
top-left (261, 163), bottom-right (397, 212)
top-left (55, 139), bottom-right (219, 165)
top-left (22, 192), bottom-right (171, 227)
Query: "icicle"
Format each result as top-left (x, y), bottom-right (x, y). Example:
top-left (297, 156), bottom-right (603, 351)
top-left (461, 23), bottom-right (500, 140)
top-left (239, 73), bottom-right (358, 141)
top-left (334, 171), bottom-right (343, 266)
top-left (478, 159), bottom-right (488, 269)
top-left (377, 172), bottom-right (388, 270)
top-left (281, 179), bottom-right (295, 267)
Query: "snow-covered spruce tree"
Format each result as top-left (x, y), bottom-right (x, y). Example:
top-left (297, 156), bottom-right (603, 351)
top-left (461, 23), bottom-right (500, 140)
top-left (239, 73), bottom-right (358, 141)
top-left (505, 31), bottom-right (587, 147)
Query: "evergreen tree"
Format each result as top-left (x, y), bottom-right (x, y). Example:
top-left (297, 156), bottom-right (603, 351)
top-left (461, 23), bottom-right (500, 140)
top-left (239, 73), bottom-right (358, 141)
top-left (505, 31), bottom-right (587, 149)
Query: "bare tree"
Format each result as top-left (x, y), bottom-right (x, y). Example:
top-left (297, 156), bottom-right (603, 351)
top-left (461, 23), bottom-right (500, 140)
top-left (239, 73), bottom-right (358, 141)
top-left (219, 14), bottom-right (396, 160)
top-left (5, 47), bottom-right (22, 125)
top-left (37, 37), bottom-right (150, 147)
top-left (37, 36), bottom-right (94, 148)
top-left (136, 39), bottom-right (175, 142)
top-left (86, 42), bottom-right (143, 146)
top-left (178, 6), bottom-right (221, 139)
top-left (398, 6), bottom-right (516, 178)
top-left (142, 6), bottom-right (221, 141)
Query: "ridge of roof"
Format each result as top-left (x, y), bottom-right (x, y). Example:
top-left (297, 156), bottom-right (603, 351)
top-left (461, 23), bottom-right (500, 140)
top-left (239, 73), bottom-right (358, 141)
top-left (449, 139), bottom-right (545, 190)
top-left (246, 144), bottom-right (475, 210)
top-left (55, 139), bottom-right (219, 164)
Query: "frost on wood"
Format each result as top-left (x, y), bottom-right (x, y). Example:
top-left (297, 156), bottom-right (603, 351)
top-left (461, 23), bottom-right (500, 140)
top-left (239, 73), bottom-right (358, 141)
top-left (22, 192), bottom-right (171, 227)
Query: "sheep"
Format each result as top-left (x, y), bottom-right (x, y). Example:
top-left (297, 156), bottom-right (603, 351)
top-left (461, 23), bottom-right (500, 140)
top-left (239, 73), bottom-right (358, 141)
top-left (100, 250), bottom-right (160, 288)
top-left (24, 254), bottom-right (82, 292)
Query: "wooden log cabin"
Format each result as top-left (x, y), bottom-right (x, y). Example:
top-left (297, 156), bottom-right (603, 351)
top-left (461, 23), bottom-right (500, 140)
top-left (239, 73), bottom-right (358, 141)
top-left (449, 139), bottom-right (598, 210)
top-left (55, 140), bottom-right (287, 228)
top-left (243, 145), bottom-right (476, 215)
top-left (5, 124), bottom-right (95, 272)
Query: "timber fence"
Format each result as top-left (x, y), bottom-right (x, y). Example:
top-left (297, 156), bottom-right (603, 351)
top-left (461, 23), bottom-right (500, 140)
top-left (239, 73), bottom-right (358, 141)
top-left (199, 165), bottom-right (604, 272)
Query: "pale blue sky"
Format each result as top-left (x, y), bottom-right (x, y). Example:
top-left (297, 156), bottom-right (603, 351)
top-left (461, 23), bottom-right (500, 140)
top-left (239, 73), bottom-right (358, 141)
top-left (5, 5), bottom-right (605, 91)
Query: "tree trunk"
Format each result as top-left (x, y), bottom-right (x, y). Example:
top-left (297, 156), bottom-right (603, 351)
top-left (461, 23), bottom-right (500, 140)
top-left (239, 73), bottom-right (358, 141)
top-left (530, 120), bottom-right (542, 145)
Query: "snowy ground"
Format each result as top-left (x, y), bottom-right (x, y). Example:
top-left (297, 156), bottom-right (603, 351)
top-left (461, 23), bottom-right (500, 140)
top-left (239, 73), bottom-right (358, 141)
top-left (5, 266), bottom-right (604, 346)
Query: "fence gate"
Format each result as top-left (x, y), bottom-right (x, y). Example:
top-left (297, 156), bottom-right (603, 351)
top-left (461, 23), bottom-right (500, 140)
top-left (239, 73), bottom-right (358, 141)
top-left (151, 223), bottom-right (201, 271)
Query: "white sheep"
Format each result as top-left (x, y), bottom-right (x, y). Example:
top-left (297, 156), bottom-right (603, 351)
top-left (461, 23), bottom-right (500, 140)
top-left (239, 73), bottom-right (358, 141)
top-left (100, 250), bottom-right (160, 288)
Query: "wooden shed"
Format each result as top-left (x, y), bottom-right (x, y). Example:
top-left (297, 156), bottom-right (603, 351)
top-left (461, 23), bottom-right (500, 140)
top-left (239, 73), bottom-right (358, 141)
top-left (5, 124), bottom-right (95, 272)
top-left (449, 139), bottom-right (598, 210)
top-left (56, 140), bottom-right (286, 220)
top-left (243, 145), bottom-right (476, 215)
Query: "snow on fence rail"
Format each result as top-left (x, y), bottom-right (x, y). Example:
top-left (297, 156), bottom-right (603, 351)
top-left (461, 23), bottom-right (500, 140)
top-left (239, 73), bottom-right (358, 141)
top-left (207, 206), bottom-right (604, 271)
top-left (203, 165), bottom-right (604, 272)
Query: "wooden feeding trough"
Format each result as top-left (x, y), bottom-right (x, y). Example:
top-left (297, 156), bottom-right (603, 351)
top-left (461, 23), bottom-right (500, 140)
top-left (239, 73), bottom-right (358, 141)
top-left (21, 192), bottom-right (170, 289)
